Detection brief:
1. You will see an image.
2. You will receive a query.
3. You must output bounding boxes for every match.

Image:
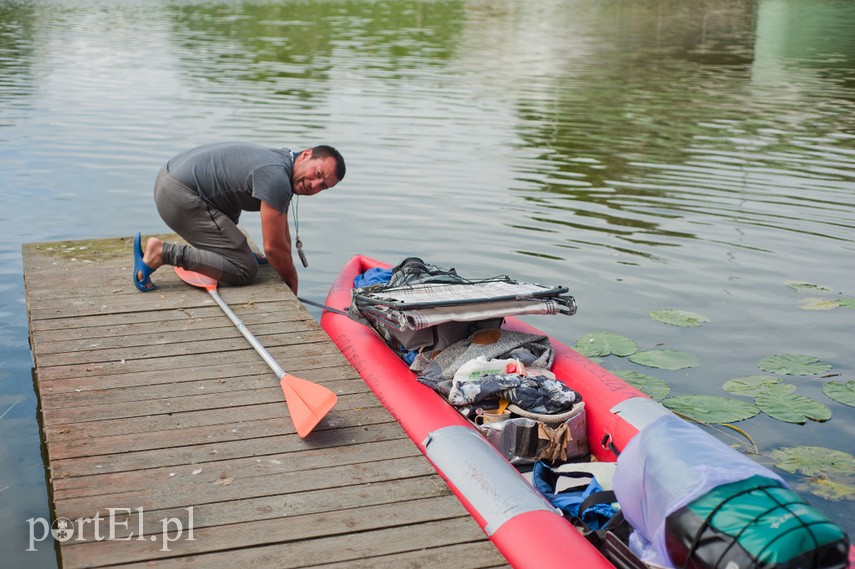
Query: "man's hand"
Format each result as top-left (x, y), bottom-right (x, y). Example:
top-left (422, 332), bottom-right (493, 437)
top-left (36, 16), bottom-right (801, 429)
top-left (260, 201), bottom-right (299, 294)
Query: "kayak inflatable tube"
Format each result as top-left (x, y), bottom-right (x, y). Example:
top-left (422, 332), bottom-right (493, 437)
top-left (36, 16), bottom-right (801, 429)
top-left (321, 254), bottom-right (665, 569)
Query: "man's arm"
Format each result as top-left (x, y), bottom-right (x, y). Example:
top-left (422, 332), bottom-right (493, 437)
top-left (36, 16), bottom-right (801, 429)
top-left (260, 201), bottom-right (299, 294)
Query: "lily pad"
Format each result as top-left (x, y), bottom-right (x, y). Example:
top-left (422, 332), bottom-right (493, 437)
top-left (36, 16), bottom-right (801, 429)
top-left (755, 391), bottom-right (832, 424)
top-left (722, 375), bottom-right (794, 397)
top-left (771, 446), bottom-right (855, 501)
top-left (771, 446), bottom-right (855, 477)
top-left (786, 281), bottom-right (831, 293)
top-left (629, 350), bottom-right (698, 370)
top-left (575, 332), bottom-right (638, 357)
top-left (795, 477), bottom-right (855, 501)
top-left (614, 370), bottom-right (671, 400)
top-left (649, 309), bottom-right (710, 327)
top-left (663, 395), bottom-right (759, 423)
top-left (823, 381), bottom-right (855, 407)
top-left (757, 354), bottom-right (832, 376)
top-left (800, 298), bottom-right (839, 310)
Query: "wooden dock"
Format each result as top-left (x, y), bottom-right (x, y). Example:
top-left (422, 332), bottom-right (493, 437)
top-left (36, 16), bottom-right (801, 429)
top-left (23, 236), bottom-right (508, 569)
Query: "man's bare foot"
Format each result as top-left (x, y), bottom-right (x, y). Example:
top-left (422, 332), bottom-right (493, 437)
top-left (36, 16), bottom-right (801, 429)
top-left (143, 237), bottom-right (164, 272)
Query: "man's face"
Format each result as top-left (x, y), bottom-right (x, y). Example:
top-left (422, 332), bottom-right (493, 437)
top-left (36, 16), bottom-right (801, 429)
top-left (292, 150), bottom-right (340, 196)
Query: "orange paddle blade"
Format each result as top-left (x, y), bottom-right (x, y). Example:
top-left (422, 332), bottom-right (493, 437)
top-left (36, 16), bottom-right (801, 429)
top-left (280, 373), bottom-right (338, 438)
top-left (174, 266), bottom-right (218, 292)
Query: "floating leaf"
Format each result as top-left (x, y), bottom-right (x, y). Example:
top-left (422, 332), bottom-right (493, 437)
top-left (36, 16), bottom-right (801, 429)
top-left (795, 477), bottom-right (855, 501)
top-left (757, 354), bottom-right (832, 376)
top-left (823, 381), bottom-right (855, 407)
top-left (649, 309), bottom-right (710, 327)
top-left (722, 375), bottom-right (794, 397)
top-left (760, 384), bottom-right (801, 397)
top-left (629, 350), bottom-right (698, 370)
top-left (575, 332), bottom-right (638, 357)
top-left (614, 370), bottom-right (670, 400)
top-left (663, 395), bottom-right (759, 424)
top-left (838, 298), bottom-right (855, 309)
top-left (771, 446), bottom-right (855, 478)
top-left (800, 298), bottom-right (839, 310)
top-left (755, 391), bottom-right (831, 424)
top-left (786, 281), bottom-right (831, 293)
top-left (771, 446), bottom-right (855, 501)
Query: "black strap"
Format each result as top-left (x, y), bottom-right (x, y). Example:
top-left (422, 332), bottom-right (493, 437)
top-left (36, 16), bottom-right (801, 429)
top-left (579, 490), bottom-right (617, 517)
top-left (297, 296), bottom-right (350, 316)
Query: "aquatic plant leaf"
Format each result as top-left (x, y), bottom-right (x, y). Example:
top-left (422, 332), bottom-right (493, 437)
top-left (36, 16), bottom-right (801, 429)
top-left (795, 477), bottom-right (855, 502)
top-left (771, 446), bottom-right (855, 501)
top-left (800, 298), bottom-right (839, 310)
top-left (722, 375), bottom-right (793, 397)
top-left (629, 350), bottom-right (698, 370)
top-left (614, 370), bottom-right (670, 400)
top-left (823, 381), bottom-right (855, 407)
top-left (838, 298), bottom-right (855, 309)
top-left (755, 391), bottom-right (831, 424)
top-left (757, 354), bottom-right (832, 376)
top-left (786, 281), bottom-right (831, 293)
top-left (760, 384), bottom-right (800, 397)
top-left (649, 309), bottom-right (710, 327)
top-left (575, 332), bottom-right (637, 357)
top-left (662, 395), bottom-right (759, 424)
top-left (771, 446), bottom-right (855, 477)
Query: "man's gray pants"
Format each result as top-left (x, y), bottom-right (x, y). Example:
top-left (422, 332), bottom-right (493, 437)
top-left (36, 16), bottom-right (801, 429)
top-left (154, 167), bottom-right (258, 286)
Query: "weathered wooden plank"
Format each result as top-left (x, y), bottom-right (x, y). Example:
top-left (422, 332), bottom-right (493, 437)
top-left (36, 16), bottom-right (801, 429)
top-left (37, 354), bottom-right (354, 395)
top-left (50, 420), bottom-right (409, 478)
top-left (44, 392), bottom-right (386, 452)
top-left (24, 272), bottom-right (313, 321)
top-left (26, 282), bottom-right (311, 319)
top-left (313, 542), bottom-right (509, 569)
top-left (40, 379), bottom-right (381, 429)
top-left (43, 384), bottom-right (299, 424)
top-left (48, 403), bottom-right (394, 460)
top-left (29, 300), bottom-right (303, 333)
top-left (40, 368), bottom-right (361, 409)
top-left (32, 303), bottom-right (314, 346)
top-left (33, 327), bottom-right (333, 368)
top-left (56, 454), bottom-right (438, 521)
top-left (53, 437), bottom-right (418, 498)
top-left (32, 314), bottom-right (317, 354)
top-left (34, 347), bottom-right (348, 383)
top-left (33, 334), bottom-right (343, 373)
top-left (61, 496), bottom-right (498, 569)
top-left (113, 517), bottom-right (498, 569)
top-left (42, 391), bottom-right (381, 444)
top-left (63, 474), bottom-right (453, 543)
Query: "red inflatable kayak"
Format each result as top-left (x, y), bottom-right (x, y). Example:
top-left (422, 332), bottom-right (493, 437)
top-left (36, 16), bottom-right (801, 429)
top-left (320, 254), bottom-right (664, 569)
top-left (320, 255), bottom-right (852, 569)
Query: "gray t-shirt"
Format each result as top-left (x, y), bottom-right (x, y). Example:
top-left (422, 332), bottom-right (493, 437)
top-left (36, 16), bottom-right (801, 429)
top-left (167, 141), bottom-right (295, 222)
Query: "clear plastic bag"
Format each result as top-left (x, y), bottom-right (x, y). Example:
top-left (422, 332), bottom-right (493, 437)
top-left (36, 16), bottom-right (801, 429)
top-left (612, 413), bottom-right (785, 567)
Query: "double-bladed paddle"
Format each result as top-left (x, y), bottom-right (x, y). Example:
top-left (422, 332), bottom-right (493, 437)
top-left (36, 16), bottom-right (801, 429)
top-left (174, 267), bottom-right (337, 438)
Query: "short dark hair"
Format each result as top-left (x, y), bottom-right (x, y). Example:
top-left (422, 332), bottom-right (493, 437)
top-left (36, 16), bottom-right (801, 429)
top-left (310, 145), bottom-right (346, 182)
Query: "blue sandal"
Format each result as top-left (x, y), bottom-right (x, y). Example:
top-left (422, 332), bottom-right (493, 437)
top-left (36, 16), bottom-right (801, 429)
top-left (133, 232), bottom-right (157, 292)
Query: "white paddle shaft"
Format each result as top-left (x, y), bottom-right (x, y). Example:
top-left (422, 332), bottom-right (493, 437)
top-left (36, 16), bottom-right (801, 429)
top-left (208, 288), bottom-right (286, 379)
